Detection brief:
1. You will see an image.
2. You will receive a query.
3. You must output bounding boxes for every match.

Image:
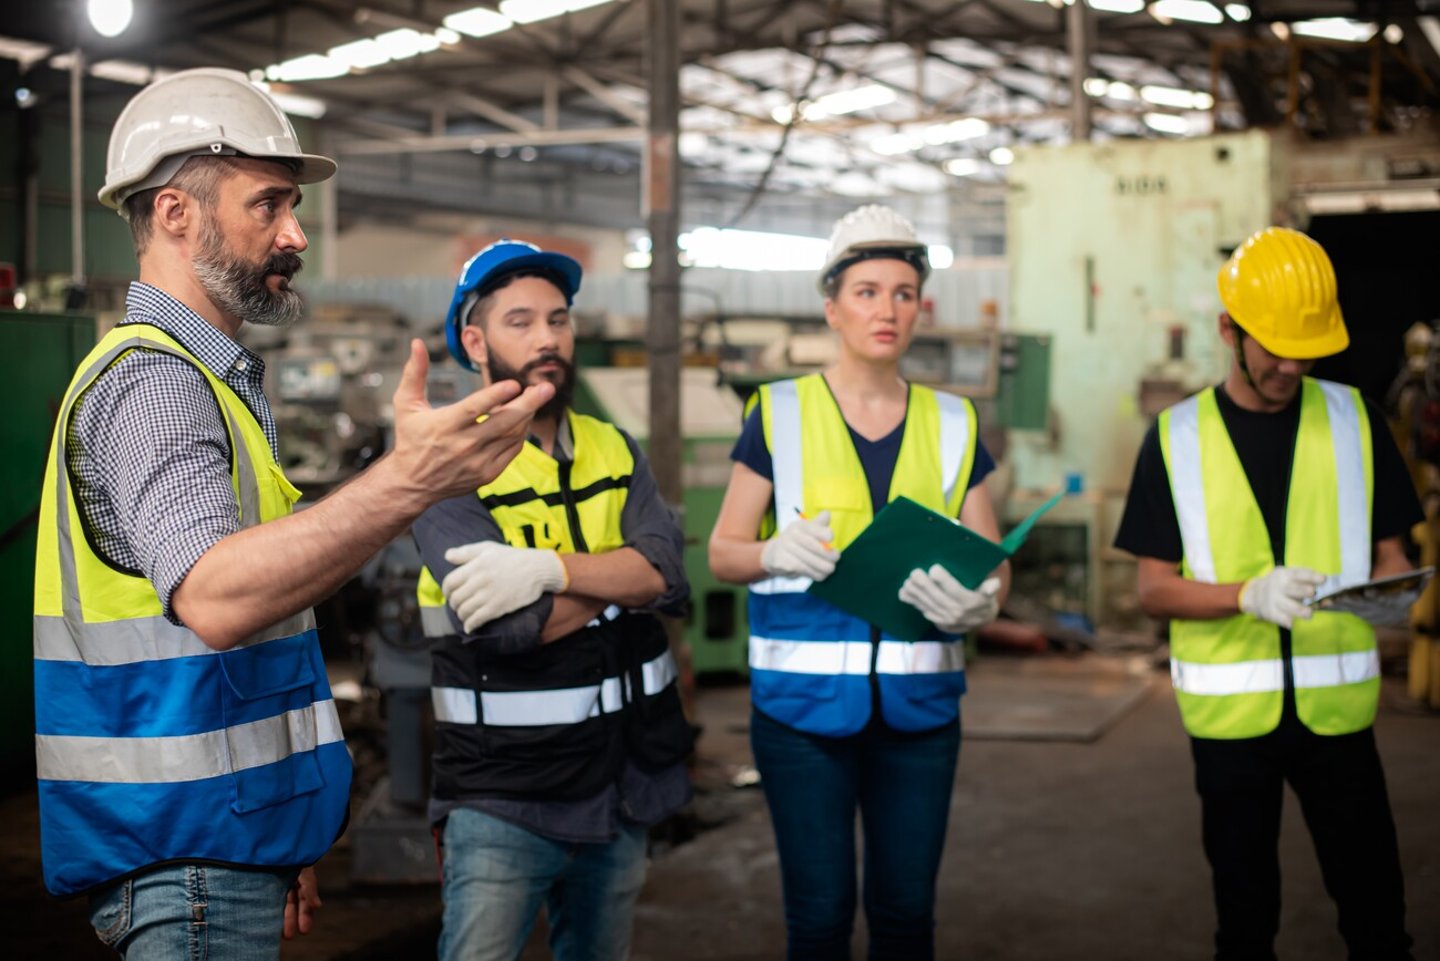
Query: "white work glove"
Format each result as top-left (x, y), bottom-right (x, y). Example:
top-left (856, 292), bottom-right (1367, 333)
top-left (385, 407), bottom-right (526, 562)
top-left (441, 541), bottom-right (568, 633)
top-left (899, 566), bottom-right (1001, 635)
top-left (1238, 566), bottom-right (1325, 629)
top-left (760, 510), bottom-right (841, 582)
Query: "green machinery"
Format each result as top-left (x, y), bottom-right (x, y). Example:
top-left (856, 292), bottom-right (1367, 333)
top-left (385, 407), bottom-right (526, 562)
top-left (1, 311), bottom-right (96, 782)
top-left (572, 366), bottom-right (751, 676)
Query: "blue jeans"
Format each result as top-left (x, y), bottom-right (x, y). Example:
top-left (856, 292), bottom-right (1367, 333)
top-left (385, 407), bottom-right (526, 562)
top-left (750, 708), bottom-right (961, 961)
top-left (87, 863), bottom-right (297, 960)
top-left (438, 808), bottom-right (649, 961)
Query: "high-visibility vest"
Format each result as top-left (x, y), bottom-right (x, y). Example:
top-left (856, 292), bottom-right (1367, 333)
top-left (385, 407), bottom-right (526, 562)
top-left (421, 412), bottom-right (692, 800)
top-left (33, 324), bottom-right (351, 897)
top-left (747, 374), bottom-right (978, 737)
top-left (1159, 378), bottom-right (1378, 739)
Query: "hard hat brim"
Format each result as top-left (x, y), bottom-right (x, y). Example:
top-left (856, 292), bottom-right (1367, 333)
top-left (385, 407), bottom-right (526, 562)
top-left (1240, 306), bottom-right (1350, 360)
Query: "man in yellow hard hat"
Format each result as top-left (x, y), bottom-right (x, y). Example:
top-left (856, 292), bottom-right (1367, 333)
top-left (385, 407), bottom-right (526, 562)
top-left (1114, 227), bottom-right (1419, 959)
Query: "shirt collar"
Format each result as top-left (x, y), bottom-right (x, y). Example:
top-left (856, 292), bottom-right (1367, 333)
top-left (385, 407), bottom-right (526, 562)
top-left (122, 282), bottom-right (265, 385)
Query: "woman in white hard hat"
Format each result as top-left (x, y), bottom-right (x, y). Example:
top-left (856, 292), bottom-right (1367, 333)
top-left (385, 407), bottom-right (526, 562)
top-left (710, 204), bottom-right (1010, 959)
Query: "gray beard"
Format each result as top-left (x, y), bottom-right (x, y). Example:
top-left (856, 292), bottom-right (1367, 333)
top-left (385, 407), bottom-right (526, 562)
top-left (193, 223), bottom-right (304, 329)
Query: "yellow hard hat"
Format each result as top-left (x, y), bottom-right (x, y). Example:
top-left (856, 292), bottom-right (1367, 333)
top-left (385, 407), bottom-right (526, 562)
top-left (1216, 227), bottom-right (1348, 359)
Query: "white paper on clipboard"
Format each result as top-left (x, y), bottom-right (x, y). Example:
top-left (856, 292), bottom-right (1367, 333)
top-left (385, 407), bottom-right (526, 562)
top-left (1305, 566), bottom-right (1434, 625)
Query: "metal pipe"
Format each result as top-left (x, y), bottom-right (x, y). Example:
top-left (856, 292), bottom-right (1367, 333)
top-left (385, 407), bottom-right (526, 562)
top-left (1067, 0), bottom-right (1092, 141)
top-left (645, 0), bottom-right (682, 507)
top-left (70, 46), bottom-right (85, 293)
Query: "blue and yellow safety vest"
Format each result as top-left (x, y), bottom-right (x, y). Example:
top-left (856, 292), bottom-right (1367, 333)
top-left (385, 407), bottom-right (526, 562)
top-left (33, 324), bottom-right (351, 896)
top-left (747, 374), bottom-right (979, 736)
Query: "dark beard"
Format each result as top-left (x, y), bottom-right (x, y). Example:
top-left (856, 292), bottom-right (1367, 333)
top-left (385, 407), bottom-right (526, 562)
top-left (487, 350), bottom-right (576, 421)
top-left (193, 219), bottom-right (305, 328)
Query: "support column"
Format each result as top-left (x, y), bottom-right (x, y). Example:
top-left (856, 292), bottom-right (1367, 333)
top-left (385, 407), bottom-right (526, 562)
top-left (645, 0), bottom-right (682, 506)
top-left (1067, 0), bottom-right (1093, 142)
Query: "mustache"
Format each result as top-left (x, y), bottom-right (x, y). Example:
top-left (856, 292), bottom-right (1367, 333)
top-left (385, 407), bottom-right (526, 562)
top-left (265, 252), bottom-right (303, 280)
top-left (520, 352), bottom-right (572, 378)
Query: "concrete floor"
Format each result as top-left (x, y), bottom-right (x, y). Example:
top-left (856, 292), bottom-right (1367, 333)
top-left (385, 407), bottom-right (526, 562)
top-left (5, 652), bottom-right (1437, 960)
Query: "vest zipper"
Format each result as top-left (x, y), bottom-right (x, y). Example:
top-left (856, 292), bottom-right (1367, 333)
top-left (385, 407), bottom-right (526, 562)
top-left (557, 460), bottom-right (589, 553)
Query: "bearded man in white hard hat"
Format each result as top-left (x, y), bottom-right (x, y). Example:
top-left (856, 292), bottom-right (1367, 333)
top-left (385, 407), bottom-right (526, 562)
top-left (33, 68), bottom-right (553, 958)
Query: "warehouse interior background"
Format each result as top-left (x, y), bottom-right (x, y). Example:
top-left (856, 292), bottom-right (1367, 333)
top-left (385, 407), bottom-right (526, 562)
top-left (2, 1), bottom-right (1439, 958)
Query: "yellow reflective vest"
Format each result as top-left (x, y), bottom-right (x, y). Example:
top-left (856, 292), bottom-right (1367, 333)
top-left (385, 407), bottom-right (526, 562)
top-left (1159, 378), bottom-right (1378, 739)
top-left (33, 324), bottom-right (350, 896)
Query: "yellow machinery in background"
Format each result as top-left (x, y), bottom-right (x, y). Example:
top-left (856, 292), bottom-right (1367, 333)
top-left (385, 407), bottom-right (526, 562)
top-left (1389, 321), bottom-right (1440, 709)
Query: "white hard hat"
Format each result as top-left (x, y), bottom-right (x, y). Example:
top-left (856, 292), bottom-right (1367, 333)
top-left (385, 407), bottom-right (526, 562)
top-left (818, 204), bottom-right (930, 295)
top-left (99, 67), bottom-right (336, 216)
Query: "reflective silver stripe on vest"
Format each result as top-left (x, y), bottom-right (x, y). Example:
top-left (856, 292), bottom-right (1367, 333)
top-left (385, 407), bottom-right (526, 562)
top-left (34, 608), bottom-right (316, 665)
top-left (752, 380), bottom-right (812, 596)
top-left (933, 389), bottom-right (972, 505)
top-left (1171, 650), bottom-right (1379, 695)
top-left (35, 699), bottom-right (343, 784)
top-left (748, 636), bottom-right (873, 675)
top-left (1318, 380), bottom-right (1371, 593)
top-left (431, 650), bottom-right (678, 727)
top-left (1165, 396), bottom-right (1216, 583)
top-left (875, 639), bottom-right (966, 675)
top-left (420, 605), bottom-right (454, 639)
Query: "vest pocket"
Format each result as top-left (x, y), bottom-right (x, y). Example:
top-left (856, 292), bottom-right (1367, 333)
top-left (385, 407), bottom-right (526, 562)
top-left (218, 636), bottom-right (326, 813)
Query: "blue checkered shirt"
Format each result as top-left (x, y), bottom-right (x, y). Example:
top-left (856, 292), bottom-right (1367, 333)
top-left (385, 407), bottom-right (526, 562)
top-left (65, 283), bottom-right (278, 621)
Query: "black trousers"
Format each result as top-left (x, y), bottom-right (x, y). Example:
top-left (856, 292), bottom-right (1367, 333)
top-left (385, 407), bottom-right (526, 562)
top-left (1190, 722), bottom-right (1413, 961)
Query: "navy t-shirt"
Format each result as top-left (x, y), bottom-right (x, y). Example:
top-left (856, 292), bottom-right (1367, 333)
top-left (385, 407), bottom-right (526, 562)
top-left (730, 394), bottom-right (995, 516)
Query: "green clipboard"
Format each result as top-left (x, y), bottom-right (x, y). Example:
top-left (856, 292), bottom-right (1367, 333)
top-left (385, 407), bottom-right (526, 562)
top-left (806, 491), bottom-right (1064, 641)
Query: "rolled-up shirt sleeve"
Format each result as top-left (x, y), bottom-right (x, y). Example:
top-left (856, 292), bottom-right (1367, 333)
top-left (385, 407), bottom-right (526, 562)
top-left (411, 493), bottom-right (553, 656)
top-left (68, 351), bottom-right (240, 623)
top-left (619, 433), bottom-right (690, 616)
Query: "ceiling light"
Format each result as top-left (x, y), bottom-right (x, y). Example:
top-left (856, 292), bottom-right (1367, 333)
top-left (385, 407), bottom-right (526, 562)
top-left (328, 38), bottom-right (392, 70)
top-left (254, 83), bottom-right (328, 119)
top-left (1290, 19), bottom-right (1378, 43)
top-left (87, 0), bottom-right (134, 39)
top-left (1143, 112), bottom-right (1190, 134)
top-left (1108, 82), bottom-right (1137, 100)
top-left (1140, 84), bottom-right (1214, 110)
top-left (1224, 3), bottom-right (1251, 21)
top-left (678, 226), bottom-right (829, 272)
top-left (444, 7), bottom-right (513, 38)
top-left (871, 132), bottom-right (925, 156)
top-left (266, 54), bottom-right (349, 82)
top-left (1149, 0), bottom-right (1224, 25)
top-left (1383, 24), bottom-right (1403, 44)
top-left (374, 28), bottom-right (442, 59)
top-left (922, 117), bottom-right (990, 145)
top-left (1087, 0), bottom-right (1145, 13)
top-left (944, 158), bottom-right (982, 177)
top-left (807, 84), bottom-right (896, 119)
top-left (1083, 78), bottom-right (1110, 97)
top-left (1270, 22), bottom-right (1290, 40)
top-left (989, 146), bottom-right (1015, 165)
top-left (928, 246), bottom-right (955, 270)
top-left (435, 28), bottom-right (462, 45)
top-left (499, 0), bottom-right (613, 24)
top-left (15, 86), bottom-right (36, 108)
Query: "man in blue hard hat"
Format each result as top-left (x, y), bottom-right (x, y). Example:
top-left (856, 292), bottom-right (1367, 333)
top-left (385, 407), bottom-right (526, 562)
top-left (413, 240), bottom-right (695, 961)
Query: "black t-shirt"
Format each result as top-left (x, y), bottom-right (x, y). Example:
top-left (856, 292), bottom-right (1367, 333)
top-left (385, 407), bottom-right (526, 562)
top-left (1115, 383), bottom-right (1421, 564)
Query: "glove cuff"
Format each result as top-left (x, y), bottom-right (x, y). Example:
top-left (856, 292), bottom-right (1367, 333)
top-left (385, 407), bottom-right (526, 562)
top-left (543, 550), bottom-right (569, 593)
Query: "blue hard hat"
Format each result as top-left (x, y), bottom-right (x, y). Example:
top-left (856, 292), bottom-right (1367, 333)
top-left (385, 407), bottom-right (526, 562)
top-left (445, 239), bottom-right (583, 371)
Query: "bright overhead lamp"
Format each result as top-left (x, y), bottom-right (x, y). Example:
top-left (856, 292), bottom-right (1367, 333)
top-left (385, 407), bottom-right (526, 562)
top-left (259, 85), bottom-right (328, 119)
top-left (1224, 4), bottom-right (1251, 21)
top-left (498, 0), bottom-right (612, 25)
top-left (929, 246), bottom-right (955, 270)
top-left (1149, 0), bottom-right (1224, 25)
top-left (989, 146), bottom-right (1015, 165)
top-left (1290, 19), bottom-right (1378, 43)
top-left (944, 158), bottom-right (982, 177)
top-left (774, 84), bottom-right (895, 123)
top-left (444, 7), bottom-right (513, 38)
top-left (1383, 24), bottom-right (1403, 44)
top-left (266, 54), bottom-right (349, 82)
top-left (374, 28), bottom-right (442, 59)
top-left (871, 132), bottom-right (925, 156)
top-left (679, 226), bottom-right (829, 272)
top-left (327, 38), bottom-right (392, 69)
top-left (1140, 84), bottom-right (1214, 110)
top-left (1087, 0), bottom-right (1145, 13)
top-left (1083, 78), bottom-right (1109, 97)
top-left (923, 117), bottom-right (990, 145)
top-left (1143, 112), bottom-right (1190, 134)
top-left (87, 0), bottom-right (134, 39)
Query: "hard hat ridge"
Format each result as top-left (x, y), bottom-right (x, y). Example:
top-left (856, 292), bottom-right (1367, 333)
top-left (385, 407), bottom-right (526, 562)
top-left (99, 67), bottom-right (337, 217)
top-left (444, 240), bottom-right (584, 372)
top-left (818, 204), bottom-right (931, 295)
top-left (1217, 226), bottom-right (1348, 360)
